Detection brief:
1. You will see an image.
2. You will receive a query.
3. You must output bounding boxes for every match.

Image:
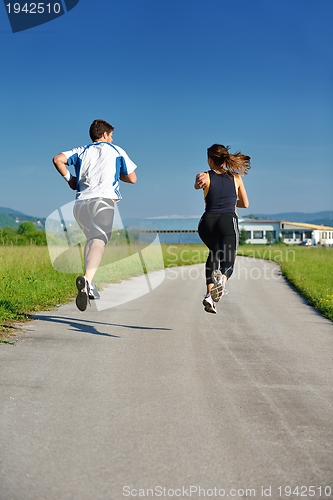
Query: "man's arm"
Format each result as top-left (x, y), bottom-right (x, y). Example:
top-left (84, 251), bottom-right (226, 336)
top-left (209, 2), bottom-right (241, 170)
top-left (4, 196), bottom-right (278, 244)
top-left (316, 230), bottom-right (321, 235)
top-left (53, 153), bottom-right (69, 176)
top-left (53, 153), bottom-right (77, 190)
top-left (120, 171), bottom-right (137, 184)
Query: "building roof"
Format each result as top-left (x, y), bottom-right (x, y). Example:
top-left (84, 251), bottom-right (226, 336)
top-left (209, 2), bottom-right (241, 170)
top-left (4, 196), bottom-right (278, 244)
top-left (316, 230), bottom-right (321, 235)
top-left (240, 219), bottom-right (280, 224)
top-left (143, 215), bottom-right (200, 220)
top-left (140, 215), bottom-right (200, 231)
top-left (281, 221), bottom-right (333, 231)
top-left (240, 219), bottom-right (333, 230)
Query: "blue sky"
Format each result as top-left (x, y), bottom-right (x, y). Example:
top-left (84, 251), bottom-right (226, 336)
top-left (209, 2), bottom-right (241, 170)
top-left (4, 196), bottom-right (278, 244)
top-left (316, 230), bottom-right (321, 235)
top-left (0, 0), bottom-right (332, 221)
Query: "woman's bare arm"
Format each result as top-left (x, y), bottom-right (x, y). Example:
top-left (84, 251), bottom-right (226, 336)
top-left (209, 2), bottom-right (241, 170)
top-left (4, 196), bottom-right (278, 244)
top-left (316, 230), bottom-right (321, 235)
top-left (235, 175), bottom-right (249, 208)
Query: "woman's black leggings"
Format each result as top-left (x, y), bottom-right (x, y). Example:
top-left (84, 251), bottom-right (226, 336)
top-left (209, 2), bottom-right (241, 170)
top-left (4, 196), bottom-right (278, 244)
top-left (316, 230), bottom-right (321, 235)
top-left (198, 213), bottom-right (239, 285)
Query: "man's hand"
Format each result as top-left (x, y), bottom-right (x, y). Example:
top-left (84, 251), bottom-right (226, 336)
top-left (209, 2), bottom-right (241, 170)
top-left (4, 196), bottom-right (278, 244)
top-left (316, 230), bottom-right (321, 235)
top-left (68, 176), bottom-right (77, 190)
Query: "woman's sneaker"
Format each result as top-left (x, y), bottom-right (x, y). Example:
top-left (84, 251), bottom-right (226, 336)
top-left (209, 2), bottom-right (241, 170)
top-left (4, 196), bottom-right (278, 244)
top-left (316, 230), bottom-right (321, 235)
top-left (203, 294), bottom-right (217, 314)
top-left (210, 270), bottom-right (228, 302)
top-left (75, 276), bottom-right (91, 311)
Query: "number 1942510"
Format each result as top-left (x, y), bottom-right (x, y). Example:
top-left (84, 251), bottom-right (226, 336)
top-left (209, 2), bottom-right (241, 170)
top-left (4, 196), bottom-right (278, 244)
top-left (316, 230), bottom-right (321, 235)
top-left (277, 485), bottom-right (332, 497)
top-left (6, 3), bottom-right (61, 14)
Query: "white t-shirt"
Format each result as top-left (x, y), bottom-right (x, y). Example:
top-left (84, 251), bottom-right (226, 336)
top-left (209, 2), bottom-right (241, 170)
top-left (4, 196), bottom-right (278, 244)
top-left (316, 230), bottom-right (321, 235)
top-left (62, 141), bottom-right (137, 201)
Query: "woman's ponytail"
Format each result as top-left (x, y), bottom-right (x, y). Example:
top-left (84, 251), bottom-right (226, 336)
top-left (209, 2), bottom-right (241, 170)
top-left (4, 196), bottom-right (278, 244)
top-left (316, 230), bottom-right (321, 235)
top-left (208, 144), bottom-right (251, 175)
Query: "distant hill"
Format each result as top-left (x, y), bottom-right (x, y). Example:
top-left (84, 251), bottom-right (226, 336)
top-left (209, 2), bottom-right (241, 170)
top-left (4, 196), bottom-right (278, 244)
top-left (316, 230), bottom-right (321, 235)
top-left (0, 213), bottom-right (18, 228)
top-left (0, 207), bottom-right (25, 215)
top-left (0, 207), bottom-right (45, 228)
top-left (243, 211), bottom-right (333, 226)
top-left (309, 218), bottom-right (333, 227)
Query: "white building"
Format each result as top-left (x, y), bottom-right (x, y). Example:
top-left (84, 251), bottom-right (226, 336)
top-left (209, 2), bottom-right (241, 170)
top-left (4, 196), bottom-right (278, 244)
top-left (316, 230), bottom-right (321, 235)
top-left (239, 219), bottom-right (333, 246)
top-left (238, 219), bottom-right (280, 244)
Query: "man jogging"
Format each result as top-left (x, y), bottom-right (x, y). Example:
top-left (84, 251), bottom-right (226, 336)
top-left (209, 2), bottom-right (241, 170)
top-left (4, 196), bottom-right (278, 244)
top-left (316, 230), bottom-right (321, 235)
top-left (53, 119), bottom-right (137, 311)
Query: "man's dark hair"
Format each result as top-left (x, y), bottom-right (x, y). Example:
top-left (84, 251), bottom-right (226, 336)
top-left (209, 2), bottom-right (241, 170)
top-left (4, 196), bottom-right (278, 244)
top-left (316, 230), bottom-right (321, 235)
top-left (89, 119), bottom-right (114, 141)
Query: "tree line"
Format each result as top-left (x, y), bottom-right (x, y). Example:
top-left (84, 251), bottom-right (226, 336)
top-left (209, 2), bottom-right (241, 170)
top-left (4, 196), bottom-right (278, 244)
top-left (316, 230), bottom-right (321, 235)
top-left (0, 222), bottom-right (47, 245)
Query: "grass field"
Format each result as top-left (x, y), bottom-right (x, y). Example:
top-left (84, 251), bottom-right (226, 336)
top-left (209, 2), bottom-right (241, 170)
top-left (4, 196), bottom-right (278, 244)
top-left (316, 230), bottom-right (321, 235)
top-left (0, 243), bottom-right (332, 340)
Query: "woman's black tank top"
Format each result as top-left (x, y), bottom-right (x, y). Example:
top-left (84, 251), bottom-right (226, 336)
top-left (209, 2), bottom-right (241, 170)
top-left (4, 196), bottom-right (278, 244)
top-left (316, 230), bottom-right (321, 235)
top-left (204, 170), bottom-right (237, 214)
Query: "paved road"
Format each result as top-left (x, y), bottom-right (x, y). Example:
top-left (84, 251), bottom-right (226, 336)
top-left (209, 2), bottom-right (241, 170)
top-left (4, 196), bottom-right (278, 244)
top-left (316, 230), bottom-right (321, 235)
top-left (1, 257), bottom-right (332, 500)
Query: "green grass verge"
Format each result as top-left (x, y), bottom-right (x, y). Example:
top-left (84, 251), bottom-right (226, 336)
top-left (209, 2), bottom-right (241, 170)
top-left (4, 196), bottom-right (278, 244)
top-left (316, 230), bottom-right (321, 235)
top-left (0, 243), bottom-right (332, 340)
top-left (0, 246), bottom-right (77, 340)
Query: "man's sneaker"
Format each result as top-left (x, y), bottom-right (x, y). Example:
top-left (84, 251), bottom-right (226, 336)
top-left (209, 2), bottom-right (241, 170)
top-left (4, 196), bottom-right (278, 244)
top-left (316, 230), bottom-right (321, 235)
top-left (89, 285), bottom-right (100, 300)
top-left (203, 294), bottom-right (217, 314)
top-left (75, 276), bottom-right (91, 311)
top-left (210, 270), bottom-right (228, 303)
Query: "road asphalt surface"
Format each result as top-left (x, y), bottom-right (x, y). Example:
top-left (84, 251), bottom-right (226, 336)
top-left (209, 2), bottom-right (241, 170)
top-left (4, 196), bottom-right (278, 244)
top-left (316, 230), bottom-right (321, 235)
top-left (0, 257), bottom-right (332, 500)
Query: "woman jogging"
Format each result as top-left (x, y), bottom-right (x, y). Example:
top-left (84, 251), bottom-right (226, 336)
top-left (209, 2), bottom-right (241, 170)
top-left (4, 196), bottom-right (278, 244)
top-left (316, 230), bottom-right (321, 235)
top-left (194, 144), bottom-right (250, 314)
